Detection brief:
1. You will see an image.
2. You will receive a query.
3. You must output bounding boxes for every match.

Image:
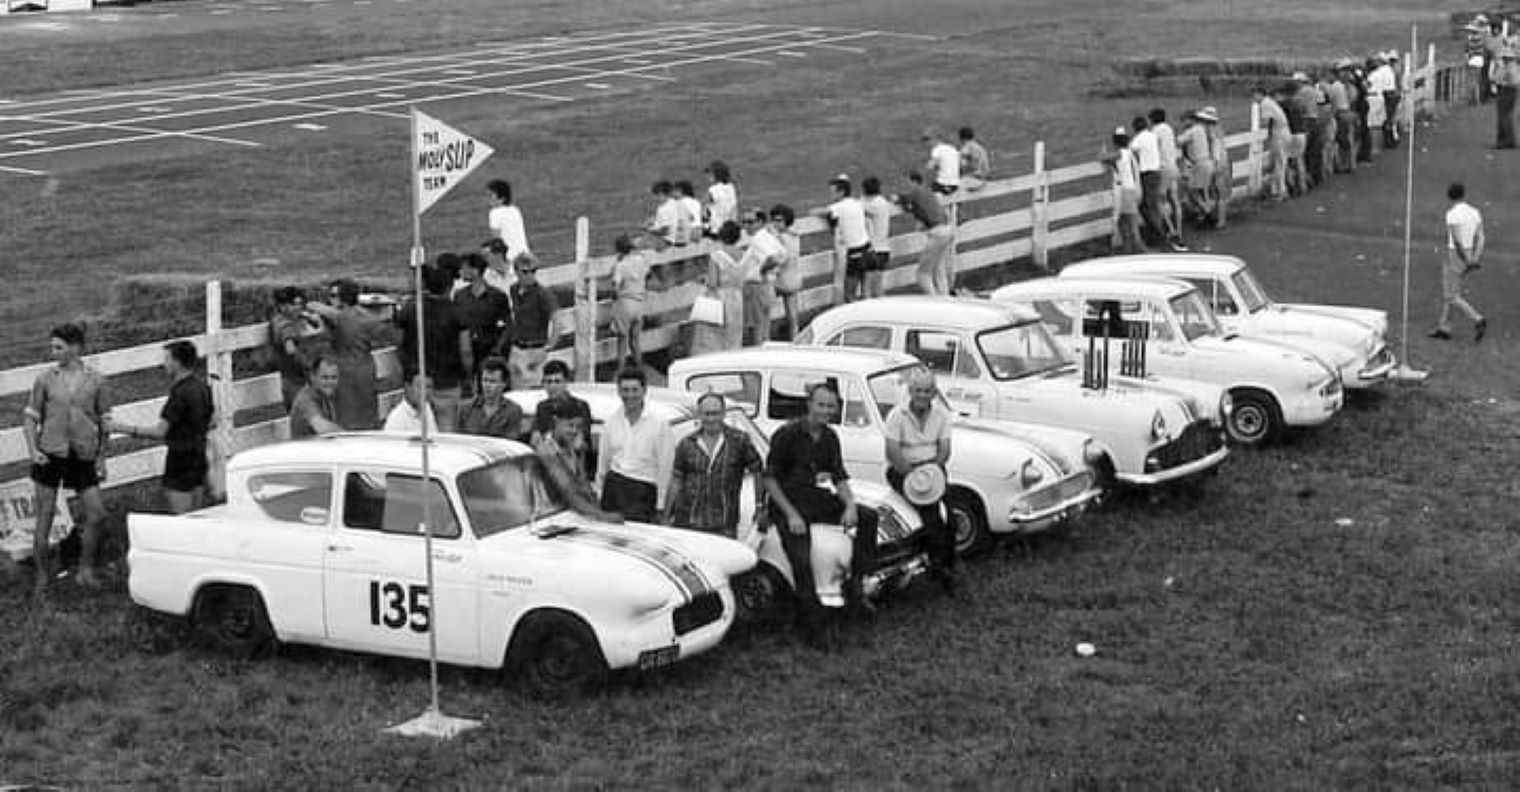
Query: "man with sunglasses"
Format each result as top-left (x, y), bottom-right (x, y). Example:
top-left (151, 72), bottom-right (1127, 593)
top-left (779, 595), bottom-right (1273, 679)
top-left (506, 252), bottom-right (559, 388)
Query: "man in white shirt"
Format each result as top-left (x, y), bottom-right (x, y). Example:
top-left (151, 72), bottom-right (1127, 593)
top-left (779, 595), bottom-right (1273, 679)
top-left (820, 174), bottom-right (874, 304)
top-left (704, 161), bottom-right (739, 236)
top-left (738, 208), bottom-right (786, 344)
top-left (1366, 53), bottom-right (1400, 149)
top-left (1148, 108), bottom-right (1185, 246)
top-left (675, 180), bottom-right (704, 245)
top-left (1430, 183), bottom-right (1488, 342)
top-left (597, 367), bottom-right (675, 523)
top-left (859, 176), bottom-right (893, 300)
top-left (383, 374), bottom-right (438, 435)
top-left (1253, 85), bottom-right (1292, 200)
top-left (1129, 116), bottom-right (1183, 251)
top-left (922, 127), bottom-right (962, 200)
top-left (645, 180), bottom-right (685, 248)
top-left (882, 367), bottom-right (957, 594)
top-left (486, 179), bottom-right (531, 261)
top-left (1107, 127), bottom-right (1147, 254)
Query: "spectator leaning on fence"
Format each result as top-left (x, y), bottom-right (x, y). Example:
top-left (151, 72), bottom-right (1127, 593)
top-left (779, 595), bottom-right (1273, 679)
top-left (596, 367), bottom-right (675, 524)
top-left (306, 278), bottom-right (384, 431)
top-left (822, 174), bottom-right (874, 303)
top-left (486, 178), bottom-right (531, 262)
top-left (109, 340), bottom-right (214, 516)
top-left (268, 286), bottom-right (318, 411)
top-left (23, 322), bottom-right (111, 591)
top-left (768, 204), bottom-right (803, 341)
top-left (1130, 115), bottom-right (1185, 251)
top-left (692, 220), bottom-right (746, 355)
top-left (859, 177), bottom-right (893, 301)
top-left (1176, 110), bottom-right (1214, 227)
top-left (1252, 85), bottom-right (1291, 200)
top-left (894, 171), bottom-right (955, 295)
top-left (675, 180), bottom-right (704, 246)
top-left (958, 126), bottom-right (992, 191)
top-left (737, 208), bottom-right (783, 346)
top-left (1105, 126), bottom-right (1147, 253)
top-left (1204, 107), bottom-right (1230, 230)
top-left (664, 392), bottom-right (764, 539)
top-left (1147, 108), bottom-right (1184, 242)
top-left (610, 234), bottom-right (650, 368)
top-left (645, 180), bottom-right (684, 249)
top-left (922, 127), bottom-right (961, 201)
top-left (289, 355), bottom-right (344, 439)
top-left (506, 252), bottom-right (560, 389)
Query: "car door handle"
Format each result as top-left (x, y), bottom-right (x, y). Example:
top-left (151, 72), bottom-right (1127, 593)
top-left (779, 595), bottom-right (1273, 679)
top-left (432, 551), bottom-right (463, 564)
top-left (327, 544), bottom-right (353, 552)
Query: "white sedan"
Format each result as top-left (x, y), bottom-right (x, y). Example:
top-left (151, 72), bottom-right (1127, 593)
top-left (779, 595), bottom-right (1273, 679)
top-left (127, 432), bottom-right (756, 697)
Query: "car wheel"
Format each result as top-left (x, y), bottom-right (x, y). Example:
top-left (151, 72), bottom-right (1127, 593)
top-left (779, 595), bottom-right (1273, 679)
top-left (191, 585), bottom-right (274, 660)
top-left (1226, 389), bottom-right (1282, 446)
top-left (509, 612), bottom-right (608, 699)
top-left (733, 562), bottom-right (790, 624)
top-left (945, 488), bottom-right (992, 558)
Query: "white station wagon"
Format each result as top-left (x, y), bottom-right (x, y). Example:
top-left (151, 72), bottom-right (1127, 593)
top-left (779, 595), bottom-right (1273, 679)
top-left (669, 346), bottom-right (1105, 555)
top-left (127, 433), bottom-right (756, 697)
top-left (990, 277), bottom-right (1344, 445)
top-left (797, 297), bottom-right (1231, 488)
top-left (1059, 255), bottom-right (1395, 388)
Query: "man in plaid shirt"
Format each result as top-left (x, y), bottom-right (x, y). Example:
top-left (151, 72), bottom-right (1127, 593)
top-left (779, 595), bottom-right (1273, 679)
top-left (663, 393), bottom-right (763, 538)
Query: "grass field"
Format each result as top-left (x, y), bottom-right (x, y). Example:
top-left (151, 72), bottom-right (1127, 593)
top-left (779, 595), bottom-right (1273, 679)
top-left (5, 0), bottom-right (1520, 787)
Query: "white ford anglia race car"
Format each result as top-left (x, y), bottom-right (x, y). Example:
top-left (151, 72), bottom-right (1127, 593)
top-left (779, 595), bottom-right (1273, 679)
top-left (1059, 254), bottom-right (1395, 388)
top-left (127, 433), bottom-right (756, 696)
top-left (990, 277), bottom-right (1344, 445)
top-left (796, 297), bottom-right (1230, 488)
top-left (504, 385), bottom-right (934, 616)
top-left (669, 346), bottom-right (1105, 555)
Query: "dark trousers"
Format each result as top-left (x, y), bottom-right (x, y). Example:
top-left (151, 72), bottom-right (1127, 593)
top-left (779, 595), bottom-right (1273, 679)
top-left (1138, 170), bottom-right (1169, 243)
top-left (772, 499), bottom-right (878, 634)
top-left (1356, 110), bottom-right (1374, 162)
top-left (1497, 86), bottom-right (1518, 148)
top-left (1382, 92), bottom-right (1401, 148)
top-left (887, 468), bottom-right (955, 573)
top-left (600, 471), bottom-right (658, 523)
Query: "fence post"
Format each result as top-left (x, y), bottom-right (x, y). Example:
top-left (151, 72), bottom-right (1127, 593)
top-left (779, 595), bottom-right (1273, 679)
top-left (1246, 102), bottom-right (1263, 198)
top-left (204, 281), bottom-right (235, 495)
top-left (573, 217), bottom-right (595, 383)
top-left (1030, 140), bottom-right (1050, 271)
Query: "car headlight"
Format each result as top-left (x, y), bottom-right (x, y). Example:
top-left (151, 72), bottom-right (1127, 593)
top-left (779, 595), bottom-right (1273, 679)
top-left (1082, 439), bottom-right (1105, 466)
top-left (1020, 459), bottom-right (1044, 488)
top-left (1218, 392), bottom-right (1233, 419)
top-left (1151, 410), bottom-right (1168, 440)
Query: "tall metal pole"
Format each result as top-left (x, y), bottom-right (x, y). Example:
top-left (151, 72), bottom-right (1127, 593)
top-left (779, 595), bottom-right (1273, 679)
top-left (408, 107), bottom-right (442, 717)
top-left (1399, 25), bottom-right (1417, 370)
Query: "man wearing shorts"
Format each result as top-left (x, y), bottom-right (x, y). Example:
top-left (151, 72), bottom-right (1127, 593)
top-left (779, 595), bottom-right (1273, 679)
top-left (823, 175), bottom-right (875, 304)
top-left (110, 340), bottom-right (214, 515)
top-left (895, 172), bottom-right (954, 295)
top-left (860, 177), bottom-right (894, 299)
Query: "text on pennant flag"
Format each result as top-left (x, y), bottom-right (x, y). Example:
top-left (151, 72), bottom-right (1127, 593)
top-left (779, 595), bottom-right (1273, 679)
top-left (413, 109), bottom-right (495, 214)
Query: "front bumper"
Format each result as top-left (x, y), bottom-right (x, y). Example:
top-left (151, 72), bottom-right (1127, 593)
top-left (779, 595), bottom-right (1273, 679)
top-left (1283, 385), bottom-right (1344, 428)
top-left (861, 552), bottom-right (931, 600)
top-left (997, 471), bottom-right (1103, 535)
top-left (1119, 421), bottom-right (1230, 486)
top-left (602, 585), bottom-right (736, 671)
top-left (1347, 345), bottom-right (1396, 387)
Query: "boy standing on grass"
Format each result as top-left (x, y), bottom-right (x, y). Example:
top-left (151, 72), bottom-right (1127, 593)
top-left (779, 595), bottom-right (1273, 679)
top-left (109, 341), bottom-right (214, 516)
top-left (1429, 183), bottom-right (1488, 343)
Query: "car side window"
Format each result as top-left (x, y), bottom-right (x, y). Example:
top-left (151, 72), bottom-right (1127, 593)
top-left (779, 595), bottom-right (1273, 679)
top-left (247, 471), bottom-right (332, 525)
top-left (827, 326), bottom-right (893, 350)
top-left (1029, 298), bottom-right (1078, 336)
top-left (840, 379), bottom-right (874, 428)
top-left (686, 372), bottom-right (760, 416)
top-left (767, 371), bottom-right (838, 422)
top-left (342, 472), bottom-right (461, 539)
top-left (905, 329), bottom-right (980, 379)
top-left (1185, 277), bottom-right (1237, 316)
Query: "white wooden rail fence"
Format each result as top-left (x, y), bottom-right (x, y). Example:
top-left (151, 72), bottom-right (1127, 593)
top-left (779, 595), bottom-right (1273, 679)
top-left (0, 47), bottom-right (1449, 549)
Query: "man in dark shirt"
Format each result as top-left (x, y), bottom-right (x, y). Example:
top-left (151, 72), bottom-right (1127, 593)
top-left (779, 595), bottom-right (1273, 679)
top-left (531, 360), bottom-right (591, 474)
top-left (109, 341), bottom-right (214, 514)
top-left (507, 253), bottom-right (560, 388)
top-left (762, 382), bottom-right (879, 648)
top-left (456, 356), bottom-right (525, 440)
top-left (452, 253), bottom-right (513, 388)
top-left (894, 171), bottom-right (954, 295)
top-left (289, 356), bottom-right (343, 439)
top-left (400, 264), bottom-right (471, 431)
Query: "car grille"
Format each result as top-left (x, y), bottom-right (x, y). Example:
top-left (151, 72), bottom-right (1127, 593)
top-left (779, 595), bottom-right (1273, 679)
top-left (673, 592), bottom-right (724, 636)
top-left (1361, 345), bottom-right (1393, 373)
top-left (1025, 471), bottom-right (1094, 512)
top-left (1152, 421), bottom-right (1224, 470)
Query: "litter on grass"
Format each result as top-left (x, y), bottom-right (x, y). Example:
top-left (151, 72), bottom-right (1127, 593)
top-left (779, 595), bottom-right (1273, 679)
top-left (1334, 518), bottom-right (1354, 527)
top-left (1075, 642), bottom-right (1097, 657)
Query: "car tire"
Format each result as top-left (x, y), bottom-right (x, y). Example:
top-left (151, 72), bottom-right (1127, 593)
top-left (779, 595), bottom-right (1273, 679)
top-left (945, 488), bottom-right (992, 558)
top-left (733, 562), bottom-right (790, 624)
top-left (508, 611), bottom-right (609, 699)
top-left (1225, 389), bottom-right (1282, 446)
top-left (190, 585), bottom-right (275, 660)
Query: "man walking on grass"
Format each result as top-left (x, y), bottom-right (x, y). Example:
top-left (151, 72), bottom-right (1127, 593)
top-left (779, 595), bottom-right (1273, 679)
top-left (1429, 183), bottom-right (1488, 343)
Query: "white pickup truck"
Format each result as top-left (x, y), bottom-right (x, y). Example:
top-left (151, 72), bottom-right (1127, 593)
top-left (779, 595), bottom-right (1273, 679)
top-left (127, 432), bottom-right (756, 697)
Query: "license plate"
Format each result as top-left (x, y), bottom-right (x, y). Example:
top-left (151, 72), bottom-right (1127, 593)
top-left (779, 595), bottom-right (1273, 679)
top-left (637, 645), bottom-right (680, 670)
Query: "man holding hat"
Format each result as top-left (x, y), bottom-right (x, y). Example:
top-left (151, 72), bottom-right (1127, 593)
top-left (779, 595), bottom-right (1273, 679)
top-left (883, 367), bottom-right (957, 594)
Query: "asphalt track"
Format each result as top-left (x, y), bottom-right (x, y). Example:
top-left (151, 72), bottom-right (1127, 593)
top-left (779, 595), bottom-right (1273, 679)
top-left (0, 17), bottom-right (930, 176)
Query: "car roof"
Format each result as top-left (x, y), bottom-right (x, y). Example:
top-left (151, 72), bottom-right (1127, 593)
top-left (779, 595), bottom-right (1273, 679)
top-left (1060, 254), bottom-right (1247, 279)
top-left (670, 344), bottom-right (921, 377)
top-left (809, 296), bottom-right (1040, 333)
top-left (993, 274), bottom-right (1195, 301)
top-left (232, 432), bottom-right (523, 474)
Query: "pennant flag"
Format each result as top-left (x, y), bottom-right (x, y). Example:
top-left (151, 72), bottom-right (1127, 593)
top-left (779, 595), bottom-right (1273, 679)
top-left (413, 108), bottom-right (494, 214)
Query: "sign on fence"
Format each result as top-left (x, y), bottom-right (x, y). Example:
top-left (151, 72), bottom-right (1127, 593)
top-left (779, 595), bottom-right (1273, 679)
top-left (0, 480), bottom-right (72, 561)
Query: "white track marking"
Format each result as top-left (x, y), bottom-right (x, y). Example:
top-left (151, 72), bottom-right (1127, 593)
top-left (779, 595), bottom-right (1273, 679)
top-left (0, 164), bottom-right (48, 176)
top-left (292, 123), bottom-right (327, 130)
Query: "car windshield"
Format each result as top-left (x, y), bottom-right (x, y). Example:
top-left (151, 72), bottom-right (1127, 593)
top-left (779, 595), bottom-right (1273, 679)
top-left (670, 407), bottom-right (770, 455)
top-left (976, 321), bottom-right (1072, 380)
top-left (1169, 291), bottom-right (1223, 342)
top-left (865, 363), bottom-right (951, 420)
top-left (1232, 268), bottom-right (1271, 314)
top-left (456, 456), bottom-right (568, 539)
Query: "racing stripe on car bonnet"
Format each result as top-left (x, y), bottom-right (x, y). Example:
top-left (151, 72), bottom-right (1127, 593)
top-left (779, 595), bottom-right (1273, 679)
top-left (554, 527), bottom-right (713, 598)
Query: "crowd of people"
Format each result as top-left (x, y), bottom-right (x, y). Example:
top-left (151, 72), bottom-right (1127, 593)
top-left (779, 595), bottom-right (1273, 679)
top-left (1106, 53), bottom-right (1414, 253)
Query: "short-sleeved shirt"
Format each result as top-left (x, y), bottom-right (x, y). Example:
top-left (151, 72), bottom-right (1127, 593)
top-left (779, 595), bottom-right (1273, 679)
top-left (163, 374), bottom-right (214, 455)
top-left (509, 282), bottom-right (559, 346)
top-left (26, 365), bottom-right (110, 459)
top-left (1257, 97), bottom-right (1290, 138)
top-left (1177, 124), bottom-right (1211, 165)
top-left (895, 184), bottom-right (948, 229)
top-left (827, 198), bottom-right (871, 249)
top-left (678, 197), bottom-right (703, 243)
top-left (1446, 202), bottom-right (1483, 251)
top-left (706, 183), bottom-right (738, 233)
top-left (740, 227), bottom-right (786, 283)
top-left (860, 195), bottom-right (893, 253)
top-left (652, 198), bottom-right (683, 244)
top-left (488, 205), bottom-right (531, 259)
top-left (453, 284), bottom-right (513, 355)
top-left (532, 393), bottom-right (593, 438)
top-left (400, 294), bottom-right (467, 389)
top-left (1152, 123), bottom-right (1179, 172)
top-left (1129, 129), bottom-right (1161, 172)
top-left (612, 252), bottom-right (650, 301)
top-left (668, 426), bottom-right (763, 534)
top-left (457, 396), bottom-right (525, 440)
top-left (929, 142), bottom-right (962, 187)
top-left (765, 418), bottom-right (849, 524)
top-left (269, 313), bottom-right (313, 385)
top-left (289, 386), bottom-right (337, 438)
top-left (1326, 81), bottom-right (1351, 112)
top-left (382, 401), bottom-right (437, 434)
top-left (960, 139), bottom-right (992, 179)
top-left (883, 402), bottom-right (952, 466)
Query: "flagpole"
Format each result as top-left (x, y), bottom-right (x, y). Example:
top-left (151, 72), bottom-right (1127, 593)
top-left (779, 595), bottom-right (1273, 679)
top-left (1392, 24), bottom-right (1427, 383)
